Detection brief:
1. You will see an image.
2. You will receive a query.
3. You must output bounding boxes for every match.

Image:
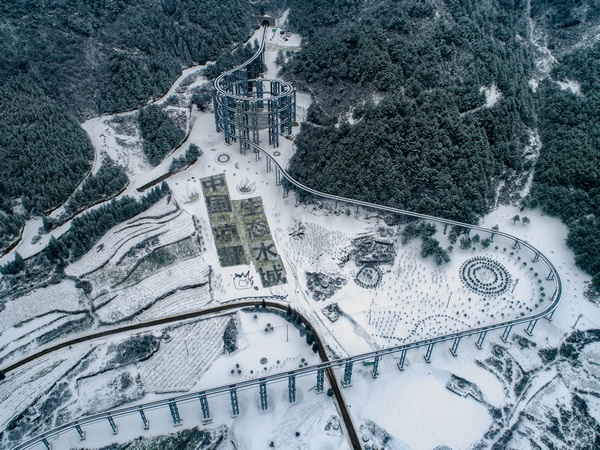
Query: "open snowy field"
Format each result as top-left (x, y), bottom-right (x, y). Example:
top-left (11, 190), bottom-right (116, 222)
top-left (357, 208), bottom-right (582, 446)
top-left (0, 279), bottom-right (89, 367)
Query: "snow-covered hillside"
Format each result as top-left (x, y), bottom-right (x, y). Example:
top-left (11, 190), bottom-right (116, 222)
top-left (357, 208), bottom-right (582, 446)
top-left (1, 9), bottom-right (598, 450)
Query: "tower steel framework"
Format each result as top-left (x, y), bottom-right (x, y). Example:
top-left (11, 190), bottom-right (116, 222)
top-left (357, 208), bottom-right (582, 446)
top-left (213, 26), bottom-right (296, 153)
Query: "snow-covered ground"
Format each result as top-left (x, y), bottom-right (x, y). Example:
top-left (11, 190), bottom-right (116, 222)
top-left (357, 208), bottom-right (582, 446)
top-left (480, 84), bottom-right (502, 108)
top-left (555, 78), bottom-right (581, 95)
top-left (0, 279), bottom-right (89, 366)
top-left (1, 310), bottom-right (344, 450)
top-left (1, 8), bottom-right (598, 450)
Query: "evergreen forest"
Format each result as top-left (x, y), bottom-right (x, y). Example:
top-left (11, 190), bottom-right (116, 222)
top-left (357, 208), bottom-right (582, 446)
top-left (0, 0), bottom-right (263, 254)
top-left (0, 0), bottom-right (261, 118)
top-left (283, 0), bottom-right (600, 294)
top-left (0, 77), bottom-right (94, 251)
top-left (284, 0), bottom-right (534, 224)
top-left (139, 105), bottom-right (186, 166)
top-left (0, 0), bottom-right (598, 293)
top-left (63, 157), bottom-right (129, 218)
top-left (529, 44), bottom-right (600, 292)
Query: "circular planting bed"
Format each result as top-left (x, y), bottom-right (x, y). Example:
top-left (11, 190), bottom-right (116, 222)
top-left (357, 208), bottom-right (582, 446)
top-left (215, 153), bottom-right (232, 165)
top-left (460, 256), bottom-right (511, 296)
top-left (355, 265), bottom-right (383, 289)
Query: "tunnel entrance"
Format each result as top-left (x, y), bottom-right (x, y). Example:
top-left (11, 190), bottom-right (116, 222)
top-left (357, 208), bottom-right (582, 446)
top-left (257, 15), bottom-right (276, 27)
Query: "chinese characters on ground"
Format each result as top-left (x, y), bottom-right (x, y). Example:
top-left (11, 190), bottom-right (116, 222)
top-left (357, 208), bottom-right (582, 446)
top-left (201, 174), bottom-right (287, 287)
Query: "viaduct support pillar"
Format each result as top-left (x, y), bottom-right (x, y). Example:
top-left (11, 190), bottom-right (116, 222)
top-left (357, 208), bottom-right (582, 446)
top-left (257, 80), bottom-right (264, 109)
top-left (212, 89), bottom-right (220, 131)
top-left (501, 326), bottom-right (513, 343)
top-left (342, 360), bottom-right (353, 388)
top-left (424, 344), bottom-right (434, 363)
top-left (398, 349), bottom-right (407, 371)
top-left (316, 368), bottom-right (325, 393)
top-left (75, 424), bottom-right (85, 441)
top-left (476, 331), bottom-right (487, 350)
top-left (372, 355), bottom-right (380, 379)
top-left (288, 374), bottom-right (296, 403)
top-left (199, 393), bottom-right (212, 423)
top-left (450, 337), bottom-right (461, 357)
top-left (275, 166), bottom-right (282, 185)
top-left (525, 319), bottom-right (538, 336)
top-left (139, 407), bottom-right (150, 430)
top-left (107, 416), bottom-right (118, 435)
top-left (168, 400), bottom-right (182, 426)
top-left (230, 388), bottom-right (240, 417)
top-left (259, 381), bottom-right (268, 410)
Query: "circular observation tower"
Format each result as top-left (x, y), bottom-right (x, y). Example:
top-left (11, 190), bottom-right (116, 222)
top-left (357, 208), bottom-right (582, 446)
top-left (212, 29), bottom-right (296, 152)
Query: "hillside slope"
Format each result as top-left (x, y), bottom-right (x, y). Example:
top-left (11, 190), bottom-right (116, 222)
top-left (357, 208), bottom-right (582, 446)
top-left (283, 0), bottom-right (600, 294)
top-left (0, 0), bottom-right (265, 253)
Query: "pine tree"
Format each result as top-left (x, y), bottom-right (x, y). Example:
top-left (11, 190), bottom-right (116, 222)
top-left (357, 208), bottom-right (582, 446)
top-left (42, 216), bottom-right (54, 232)
top-left (460, 236), bottom-right (472, 250)
top-left (305, 328), bottom-right (314, 345)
